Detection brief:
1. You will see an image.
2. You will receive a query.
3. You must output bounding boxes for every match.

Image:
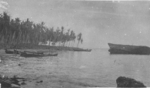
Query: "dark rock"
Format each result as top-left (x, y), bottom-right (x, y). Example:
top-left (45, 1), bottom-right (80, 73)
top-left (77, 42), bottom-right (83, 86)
top-left (116, 76), bottom-right (146, 88)
top-left (0, 75), bottom-right (26, 88)
top-left (10, 75), bottom-right (20, 86)
top-left (20, 81), bottom-right (26, 85)
top-left (1, 81), bottom-right (11, 87)
top-left (36, 80), bottom-right (43, 83)
top-left (0, 75), bottom-right (11, 87)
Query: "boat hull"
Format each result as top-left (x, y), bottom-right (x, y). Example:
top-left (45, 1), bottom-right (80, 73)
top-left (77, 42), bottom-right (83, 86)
top-left (108, 43), bottom-right (150, 55)
top-left (5, 49), bottom-right (20, 54)
top-left (73, 49), bottom-right (92, 52)
top-left (20, 52), bottom-right (58, 57)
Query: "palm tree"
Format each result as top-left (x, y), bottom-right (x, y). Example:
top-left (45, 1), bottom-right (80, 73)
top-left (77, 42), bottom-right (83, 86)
top-left (77, 33), bottom-right (83, 47)
top-left (0, 12), bottom-right (83, 49)
top-left (70, 30), bottom-right (76, 47)
top-left (59, 26), bottom-right (64, 46)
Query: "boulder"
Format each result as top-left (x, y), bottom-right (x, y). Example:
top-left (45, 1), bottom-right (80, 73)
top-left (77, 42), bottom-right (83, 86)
top-left (116, 76), bottom-right (146, 88)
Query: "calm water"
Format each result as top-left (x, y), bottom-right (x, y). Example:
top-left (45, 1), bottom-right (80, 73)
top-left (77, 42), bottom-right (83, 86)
top-left (2, 48), bottom-right (150, 87)
top-left (54, 48), bottom-right (150, 87)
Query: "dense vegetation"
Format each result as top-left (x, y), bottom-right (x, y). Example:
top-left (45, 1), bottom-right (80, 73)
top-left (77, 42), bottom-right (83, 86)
top-left (0, 12), bottom-right (83, 48)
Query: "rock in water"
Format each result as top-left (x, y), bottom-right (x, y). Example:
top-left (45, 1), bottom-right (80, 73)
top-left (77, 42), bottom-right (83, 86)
top-left (116, 76), bottom-right (146, 88)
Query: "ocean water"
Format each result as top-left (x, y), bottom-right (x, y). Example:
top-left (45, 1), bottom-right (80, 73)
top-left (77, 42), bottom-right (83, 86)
top-left (1, 48), bottom-right (150, 87)
top-left (53, 48), bottom-right (150, 87)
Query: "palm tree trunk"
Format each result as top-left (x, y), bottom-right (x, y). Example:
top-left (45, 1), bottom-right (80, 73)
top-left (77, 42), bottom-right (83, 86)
top-left (49, 40), bottom-right (50, 54)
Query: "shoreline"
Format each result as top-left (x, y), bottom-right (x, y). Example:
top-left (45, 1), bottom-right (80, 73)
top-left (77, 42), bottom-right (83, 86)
top-left (1, 43), bottom-right (91, 52)
top-left (0, 50), bottom-right (147, 88)
top-left (0, 52), bottom-right (100, 88)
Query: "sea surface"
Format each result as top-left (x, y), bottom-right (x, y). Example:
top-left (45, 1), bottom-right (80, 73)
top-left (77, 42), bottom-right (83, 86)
top-left (1, 48), bottom-right (150, 87)
top-left (54, 48), bottom-right (150, 87)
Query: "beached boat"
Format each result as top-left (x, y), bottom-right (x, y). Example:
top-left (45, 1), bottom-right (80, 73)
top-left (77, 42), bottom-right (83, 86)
top-left (23, 51), bottom-right (44, 54)
top-left (108, 43), bottom-right (150, 55)
top-left (20, 52), bottom-right (58, 57)
top-left (5, 49), bottom-right (20, 54)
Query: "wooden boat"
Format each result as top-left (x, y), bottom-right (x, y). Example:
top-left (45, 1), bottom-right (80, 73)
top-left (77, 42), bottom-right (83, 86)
top-left (20, 52), bottom-right (58, 57)
top-left (5, 49), bottom-right (20, 54)
top-left (23, 51), bottom-right (44, 54)
top-left (73, 48), bottom-right (92, 52)
top-left (108, 43), bottom-right (150, 55)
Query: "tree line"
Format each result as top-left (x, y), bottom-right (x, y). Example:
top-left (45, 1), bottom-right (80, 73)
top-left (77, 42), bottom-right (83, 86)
top-left (0, 12), bottom-right (83, 47)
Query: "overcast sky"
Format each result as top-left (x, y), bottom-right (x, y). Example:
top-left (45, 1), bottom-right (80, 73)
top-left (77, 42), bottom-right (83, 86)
top-left (0, 0), bottom-right (150, 48)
